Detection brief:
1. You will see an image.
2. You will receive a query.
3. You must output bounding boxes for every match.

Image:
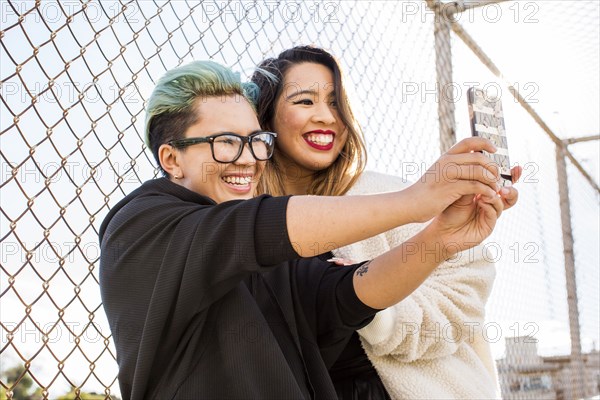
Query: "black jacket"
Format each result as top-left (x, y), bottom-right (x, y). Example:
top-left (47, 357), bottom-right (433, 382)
top-left (99, 178), bottom-right (378, 399)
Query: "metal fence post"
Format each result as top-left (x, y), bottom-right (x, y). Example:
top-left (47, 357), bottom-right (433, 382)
top-left (555, 143), bottom-right (586, 399)
top-left (427, 0), bottom-right (457, 153)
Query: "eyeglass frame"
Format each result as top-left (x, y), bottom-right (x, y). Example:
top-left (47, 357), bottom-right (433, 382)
top-left (167, 131), bottom-right (278, 163)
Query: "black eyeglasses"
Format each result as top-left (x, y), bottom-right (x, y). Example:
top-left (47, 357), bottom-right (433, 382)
top-left (168, 131), bottom-right (277, 163)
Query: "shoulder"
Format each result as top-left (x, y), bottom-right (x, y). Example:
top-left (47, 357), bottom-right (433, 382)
top-left (347, 170), bottom-right (411, 195)
top-left (100, 178), bottom-right (224, 242)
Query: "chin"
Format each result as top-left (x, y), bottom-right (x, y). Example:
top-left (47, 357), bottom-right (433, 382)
top-left (309, 158), bottom-right (337, 172)
top-left (224, 193), bottom-right (253, 203)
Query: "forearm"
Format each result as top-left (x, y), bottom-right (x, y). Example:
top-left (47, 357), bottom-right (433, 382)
top-left (286, 192), bottom-right (416, 257)
top-left (353, 225), bottom-right (452, 309)
top-left (286, 138), bottom-right (508, 259)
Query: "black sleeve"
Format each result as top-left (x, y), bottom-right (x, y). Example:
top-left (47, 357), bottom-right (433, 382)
top-left (291, 257), bottom-right (381, 367)
top-left (317, 260), bottom-right (381, 333)
top-left (100, 189), bottom-right (299, 320)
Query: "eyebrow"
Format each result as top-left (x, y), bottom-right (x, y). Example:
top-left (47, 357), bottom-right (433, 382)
top-left (285, 89), bottom-right (336, 101)
top-left (188, 129), bottom-right (263, 140)
top-left (211, 129), bottom-right (264, 136)
top-left (286, 89), bottom-right (316, 101)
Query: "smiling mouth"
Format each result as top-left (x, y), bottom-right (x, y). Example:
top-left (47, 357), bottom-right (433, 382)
top-left (221, 175), bottom-right (253, 186)
top-left (303, 132), bottom-right (335, 150)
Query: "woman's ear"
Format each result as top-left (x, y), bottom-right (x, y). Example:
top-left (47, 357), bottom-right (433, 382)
top-left (158, 144), bottom-right (182, 179)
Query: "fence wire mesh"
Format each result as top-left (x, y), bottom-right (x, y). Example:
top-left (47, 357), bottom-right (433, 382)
top-left (1, 1), bottom-right (598, 399)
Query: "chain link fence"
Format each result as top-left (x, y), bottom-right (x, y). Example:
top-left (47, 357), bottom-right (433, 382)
top-left (1, 1), bottom-right (598, 399)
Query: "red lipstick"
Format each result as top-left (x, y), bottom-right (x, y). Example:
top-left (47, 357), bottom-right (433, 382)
top-left (303, 130), bottom-right (336, 151)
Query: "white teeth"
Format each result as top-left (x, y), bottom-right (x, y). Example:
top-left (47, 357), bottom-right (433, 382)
top-left (306, 133), bottom-right (333, 145)
top-left (222, 176), bottom-right (252, 185)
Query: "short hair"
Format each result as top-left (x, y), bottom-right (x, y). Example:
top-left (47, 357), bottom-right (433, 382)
top-left (251, 46), bottom-right (367, 196)
top-left (145, 60), bottom-right (259, 176)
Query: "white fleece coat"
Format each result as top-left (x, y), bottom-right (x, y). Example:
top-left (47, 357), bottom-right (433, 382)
top-left (333, 171), bottom-right (501, 400)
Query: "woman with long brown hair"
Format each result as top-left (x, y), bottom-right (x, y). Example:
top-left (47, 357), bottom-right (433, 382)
top-left (252, 45), bottom-right (522, 399)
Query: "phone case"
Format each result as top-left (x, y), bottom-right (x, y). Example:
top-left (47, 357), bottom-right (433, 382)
top-left (467, 87), bottom-right (512, 187)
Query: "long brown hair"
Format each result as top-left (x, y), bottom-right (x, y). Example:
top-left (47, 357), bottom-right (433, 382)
top-left (250, 46), bottom-right (367, 196)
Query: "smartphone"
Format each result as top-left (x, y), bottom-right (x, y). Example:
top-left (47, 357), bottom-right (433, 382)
top-left (467, 87), bottom-right (512, 187)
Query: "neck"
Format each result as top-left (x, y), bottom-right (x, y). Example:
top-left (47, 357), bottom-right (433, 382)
top-left (277, 156), bottom-right (317, 195)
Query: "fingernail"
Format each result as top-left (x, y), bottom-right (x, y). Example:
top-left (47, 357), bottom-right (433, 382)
top-left (500, 188), bottom-right (509, 195)
top-left (326, 258), bottom-right (339, 263)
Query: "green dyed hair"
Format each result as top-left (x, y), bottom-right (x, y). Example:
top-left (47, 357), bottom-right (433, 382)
top-left (145, 60), bottom-right (260, 176)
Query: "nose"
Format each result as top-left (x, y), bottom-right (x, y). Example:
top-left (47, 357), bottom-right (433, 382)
top-left (234, 142), bottom-right (256, 165)
top-left (312, 101), bottom-right (337, 125)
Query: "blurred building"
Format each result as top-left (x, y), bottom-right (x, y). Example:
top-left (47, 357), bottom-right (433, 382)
top-left (497, 337), bottom-right (600, 400)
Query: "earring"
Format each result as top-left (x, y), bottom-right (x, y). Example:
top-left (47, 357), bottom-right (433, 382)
top-left (173, 174), bottom-right (180, 179)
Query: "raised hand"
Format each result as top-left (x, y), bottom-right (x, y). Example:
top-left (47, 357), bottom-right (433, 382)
top-left (426, 165), bottom-right (522, 257)
top-left (405, 137), bottom-right (501, 224)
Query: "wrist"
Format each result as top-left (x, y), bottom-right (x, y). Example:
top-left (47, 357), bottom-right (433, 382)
top-left (395, 186), bottom-right (424, 224)
top-left (420, 222), bottom-right (460, 261)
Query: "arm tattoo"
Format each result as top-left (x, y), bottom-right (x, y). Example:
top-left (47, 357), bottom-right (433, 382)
top-left (355, 261), bottom-right (372, 277)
